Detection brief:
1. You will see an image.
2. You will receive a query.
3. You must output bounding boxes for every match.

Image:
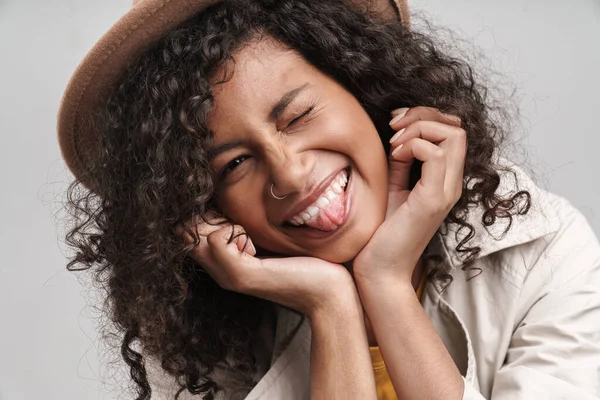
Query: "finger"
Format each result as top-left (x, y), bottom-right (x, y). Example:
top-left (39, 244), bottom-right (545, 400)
top-left (207, 225), bottom-right (260, 292)
top-left (389, 106), bottom-right (461, 131)
top-left (387, 145), bottom-right (413, 191)
top-left (391, 106), bottom-right (461, 129)
top-left (175, 212), bottom-right (228, 244)
top-left (390, 138), bottom-right (447, 191)
top-left (192, 213), bottom-right (228, 237)
top-left (390, 120), bottom-right (466, 192)
top-left (175, 214), bottom-right (237, 273)
top-left (390, 107), bottom-right (410, 119)
top-left (211, 224), bottom-right (256, 256)
top-left (232, 231), bottom-right (257, 256)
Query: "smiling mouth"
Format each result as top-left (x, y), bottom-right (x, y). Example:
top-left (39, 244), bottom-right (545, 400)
top-left (283, 167), bottom-right (351, 232)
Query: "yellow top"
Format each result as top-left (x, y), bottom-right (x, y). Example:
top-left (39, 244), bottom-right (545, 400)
top-left (369, 273), bottom-right (427, 400)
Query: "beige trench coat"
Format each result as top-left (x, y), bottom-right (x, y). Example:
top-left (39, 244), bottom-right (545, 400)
top-left (151, 162), bottom-right (600, 399)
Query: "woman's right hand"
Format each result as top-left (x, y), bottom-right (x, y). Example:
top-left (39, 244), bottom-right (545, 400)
top-left (178, 214), bottom-right (378, 399)
top-left (176, 214), bottom-right (357, 318)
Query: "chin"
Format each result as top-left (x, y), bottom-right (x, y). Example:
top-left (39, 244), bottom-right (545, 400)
top-left (311, 226), bottom-right (376, 263)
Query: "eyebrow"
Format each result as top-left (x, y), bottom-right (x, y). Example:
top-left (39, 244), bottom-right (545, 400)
top-left (208, 83), bottom-right (311, 161)
top-left (267, 83), bottom-right (310, 123)
top-left (207, 140), bottom-right (244, 161)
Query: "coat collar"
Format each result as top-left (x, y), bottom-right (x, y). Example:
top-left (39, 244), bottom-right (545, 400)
top-left (439, 160), bottom-right (560, 272)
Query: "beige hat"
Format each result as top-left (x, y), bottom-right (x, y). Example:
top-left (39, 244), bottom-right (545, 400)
top-left (57, 0), bottom-right (410, 187)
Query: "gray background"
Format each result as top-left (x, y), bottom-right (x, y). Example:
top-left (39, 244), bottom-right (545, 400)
top-left (0, 0), bottom-right (598, 399)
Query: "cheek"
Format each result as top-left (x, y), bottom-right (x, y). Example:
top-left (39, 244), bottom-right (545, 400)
top-left (218, 187), bottom-right (281, 246)
top-left (218, 186), bottom-right (262, 225)
top-left (320, 106), bottom-right (387, 187)
top-left (318, 101), bottom-right (384, 155)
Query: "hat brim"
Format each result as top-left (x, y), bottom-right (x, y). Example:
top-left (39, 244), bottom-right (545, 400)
top-left (57, 0), bottom-right (409, 189)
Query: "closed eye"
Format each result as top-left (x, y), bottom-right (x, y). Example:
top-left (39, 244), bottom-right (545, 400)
top-left (287, 106), bottom-right (314, 127)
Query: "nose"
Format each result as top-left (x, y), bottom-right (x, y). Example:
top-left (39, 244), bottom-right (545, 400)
top-left (265, 141), bottom-right (314, 198)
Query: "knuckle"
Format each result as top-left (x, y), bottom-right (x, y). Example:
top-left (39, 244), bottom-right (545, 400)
top-left (432, 147), bottom-right (446, 160)
top-left (194, 221), bottom-right (220, 237)
top-left (455, 128), bottom-right (467, 140)
top-left (206, 229), bottom-right (224, 247)
top-left (439, 110), bottom-right (462, 126)
top-left (408, 105), bottom-right (426, 114)
top-left (449, 115), bottom-right (462, 126)
top-left (405, 106), bottom-right (428, 122)
top-left (411, 119), bottom-right (427, 129)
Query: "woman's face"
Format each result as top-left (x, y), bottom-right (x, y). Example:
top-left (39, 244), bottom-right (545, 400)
top-left (207, 38), bottom-right (388, 263)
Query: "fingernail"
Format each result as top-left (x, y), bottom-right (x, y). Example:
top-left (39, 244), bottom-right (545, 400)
top-left (246, 239), bottom-right (257, 255)
top-left (389, 128), bottom-right (405, 144)
top-left (389, 108), bottom-right (410, 125)
top-left (391, 144), bottom-right (404, 157)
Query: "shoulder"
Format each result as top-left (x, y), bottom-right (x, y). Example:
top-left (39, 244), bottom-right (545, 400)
top-left (498, 161), bottom-right (600, 288)
top-left (442, 157), bottom-right (600, 287)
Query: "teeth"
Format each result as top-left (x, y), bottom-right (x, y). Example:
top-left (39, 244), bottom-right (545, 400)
top-left (306, 206), bottom-right (320, 217)
top-left (332, 182), bottom-right (343, 194)
top-left (316, 197), bottom-right (330, 208)
top-left (340, 170), bottom-right (348, 185)
top-left (287, 169), bottom-right (350, 225)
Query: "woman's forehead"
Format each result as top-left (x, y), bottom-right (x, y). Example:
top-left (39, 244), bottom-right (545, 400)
top-left (208, 39), bottom-right (318, 128)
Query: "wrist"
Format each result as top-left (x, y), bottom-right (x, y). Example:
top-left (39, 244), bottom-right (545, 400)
top-left (308, 275), bottom-right (363, 324)
top-left (353, 249), bottom-right (417, 285)
top-left (309, 298), bottom-right (366, 343)
top-left (355, 273), bottom-right (415, 308)
top-left (354, 263), bottom-right (412, 291)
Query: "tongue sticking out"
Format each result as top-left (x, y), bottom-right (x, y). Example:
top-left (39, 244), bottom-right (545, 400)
top-left (303, 191), bottom-right (346, 232)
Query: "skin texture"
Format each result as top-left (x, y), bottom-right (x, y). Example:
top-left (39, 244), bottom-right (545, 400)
top-left (208, 39), bottom-right (388, 263)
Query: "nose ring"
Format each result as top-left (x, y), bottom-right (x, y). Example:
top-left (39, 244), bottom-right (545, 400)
top-left (270, 183), bottom-right (287, 200)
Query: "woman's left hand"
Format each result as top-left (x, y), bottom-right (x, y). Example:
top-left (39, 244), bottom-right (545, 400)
top-left (353, 106), bottom-right (467, 286)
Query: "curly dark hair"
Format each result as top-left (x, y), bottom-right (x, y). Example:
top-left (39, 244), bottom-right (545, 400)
top-left (64, 0), bottom-right (531, 398)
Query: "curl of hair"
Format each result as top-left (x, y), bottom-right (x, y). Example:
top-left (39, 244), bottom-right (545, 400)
top-left (65, 0), bottom-right (531, 398)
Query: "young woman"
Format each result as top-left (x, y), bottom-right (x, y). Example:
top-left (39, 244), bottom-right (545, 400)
top-left (59, 0), bottom-right (600, 399)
